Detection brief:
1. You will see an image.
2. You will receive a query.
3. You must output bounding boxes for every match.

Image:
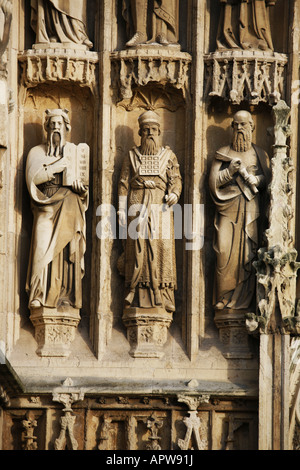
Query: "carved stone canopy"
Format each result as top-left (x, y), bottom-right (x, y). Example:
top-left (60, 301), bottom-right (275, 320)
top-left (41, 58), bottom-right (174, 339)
top-left (204, 50), bottom-right (287, 106)
top-left (111, 47), bottom-right (192, 103)
top-left (18, 49), bottom-right (99, 96)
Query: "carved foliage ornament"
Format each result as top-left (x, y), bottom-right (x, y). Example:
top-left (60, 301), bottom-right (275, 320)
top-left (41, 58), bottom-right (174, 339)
top-left (246, 101), bottom-right (300, 335)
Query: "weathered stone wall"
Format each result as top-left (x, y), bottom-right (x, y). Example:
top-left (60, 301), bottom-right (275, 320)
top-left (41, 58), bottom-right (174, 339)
top-left (0, 0), bottom-right (300, 452)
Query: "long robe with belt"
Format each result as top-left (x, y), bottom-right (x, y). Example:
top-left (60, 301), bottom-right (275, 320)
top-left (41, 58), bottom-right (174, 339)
top-left (209, 144), bottom-right (270, 310)
top-left (31, 0), bottom-right (90, 45)
top-left (118, 145), bottom-right (182, 309)
top-left (26, 143), bottom-right (88, 309)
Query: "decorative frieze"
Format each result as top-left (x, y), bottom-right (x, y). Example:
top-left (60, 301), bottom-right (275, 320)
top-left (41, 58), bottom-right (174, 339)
top-left (146, 413), bottom-right (164, 451)
top-left (177, 394), bottom-right (210, 450)
top-left (22, 412), bottom-right (38, 451)
top-left (204, 51), bottom-right (287, 105)
top-left (52, 382), bottom-right (85, 451)
top-left (0, 385), bottom-right (10, 408)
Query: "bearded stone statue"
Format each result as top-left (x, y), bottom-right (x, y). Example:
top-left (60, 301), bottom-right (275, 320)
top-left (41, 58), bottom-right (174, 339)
top-left (26, 109), bottom-right (89, 312)
top-left (209, 111), bottom-right (271, 311)
top-left (118, 111), bottom-right (182, 314)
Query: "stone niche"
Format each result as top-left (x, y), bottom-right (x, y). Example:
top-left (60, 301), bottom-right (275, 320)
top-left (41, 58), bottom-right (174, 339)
top-left (112, 83), bottom-right (187, 357)
top-left (19, 82), bottom-right (95, 357)
top-left (206, 101), bottom-right (274, 358)
top-left (205, 0), bottom-right (290, 106)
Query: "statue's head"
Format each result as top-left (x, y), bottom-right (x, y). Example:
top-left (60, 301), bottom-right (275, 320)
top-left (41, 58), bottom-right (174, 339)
top-left (138, 110), bottom-right (161, 155)
top-left (231, 110), bottom-right (254, 152)
top-left (44, 109), bottom-right (71, 154)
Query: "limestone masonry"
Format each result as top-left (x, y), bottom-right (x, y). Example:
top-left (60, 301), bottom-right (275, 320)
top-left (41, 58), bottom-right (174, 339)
top-left (1, 0), bottom-right (300, 451)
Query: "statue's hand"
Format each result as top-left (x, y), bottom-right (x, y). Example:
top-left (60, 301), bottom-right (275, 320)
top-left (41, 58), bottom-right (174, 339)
top-left (228, 158), bottom-right (241, 176)
top-left (50, 159), bottom-right (67, 174)
top-left (72, 180), bottom-right (88, 195)
top-left (245, 174), bottom-right (259, 187)
top-left (117, 209), bottom-right (127, 227)
top-left (165, 193), bottom-right (178, 206)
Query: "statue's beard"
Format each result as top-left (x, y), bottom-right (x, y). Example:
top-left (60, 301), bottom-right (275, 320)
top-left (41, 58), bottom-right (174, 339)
top-left (140, 136), bottom-right (159, 155)
top-left (48, 131), bottom-right (64, 156)
top-left (232, 130), bottom-right (252, 152)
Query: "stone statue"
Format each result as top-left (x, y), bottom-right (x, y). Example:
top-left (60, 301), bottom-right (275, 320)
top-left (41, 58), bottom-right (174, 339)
top-left (0, 0), bottom-right (12, 58)
top-left (122, 0), bottom-right (179, 47)
top-left (26, 109), bottom-right (89, 312)
top-left (209, 110), bottom-right (271, 311)
top-left (216, 0), bottom-right (277, 52)
top-left (118, 110), bottom-right (182, 314)
top-left (30, 0), bottom-right (93, 48)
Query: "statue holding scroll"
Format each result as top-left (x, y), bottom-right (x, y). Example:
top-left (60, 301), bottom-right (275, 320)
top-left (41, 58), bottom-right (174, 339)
top-left (118, 110), bottom-right (182, 314)
top-left (26, 109), bottom-right (89, 312)
top-left (209, 111), bottom-right (270, 311)
top-left (216, 0), bottom-right (277, 52)
top-left (30, 0), bottom-right (93, 48)
top-left (122, 0), bottom-right (179, 47)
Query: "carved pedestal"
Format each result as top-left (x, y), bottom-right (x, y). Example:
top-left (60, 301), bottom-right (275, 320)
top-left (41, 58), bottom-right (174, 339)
top-left (122, 308), bottom-right (173, 358)
top-left (30, 306), bottom-right (80, 357)
top-left (214, 310), bottom-right (253, 359)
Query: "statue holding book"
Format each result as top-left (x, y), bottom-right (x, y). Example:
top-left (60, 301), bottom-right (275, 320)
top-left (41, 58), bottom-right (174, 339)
top-left (26, 108), bottom-right (89, 313)
top-left (209, 110), bottom-right (270, 312)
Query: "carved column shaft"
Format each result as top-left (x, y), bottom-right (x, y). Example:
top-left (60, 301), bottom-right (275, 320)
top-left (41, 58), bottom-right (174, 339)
top-left (252, 100), bottom-right (299, 450)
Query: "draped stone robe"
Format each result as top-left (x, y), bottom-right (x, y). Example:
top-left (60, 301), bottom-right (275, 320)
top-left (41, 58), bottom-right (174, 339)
top-left (216, 0), bottom-right (277, 52)
top-left (31, 0), bottom-right (90, 46)
top-left (26, 143), bottom-right (88, 309)
top-left (122, 0), bottom-right (179, 44)
top-left (209, 144), bottom-right (270, 310)
top-left (118, 145), bottom-right (182, 310)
